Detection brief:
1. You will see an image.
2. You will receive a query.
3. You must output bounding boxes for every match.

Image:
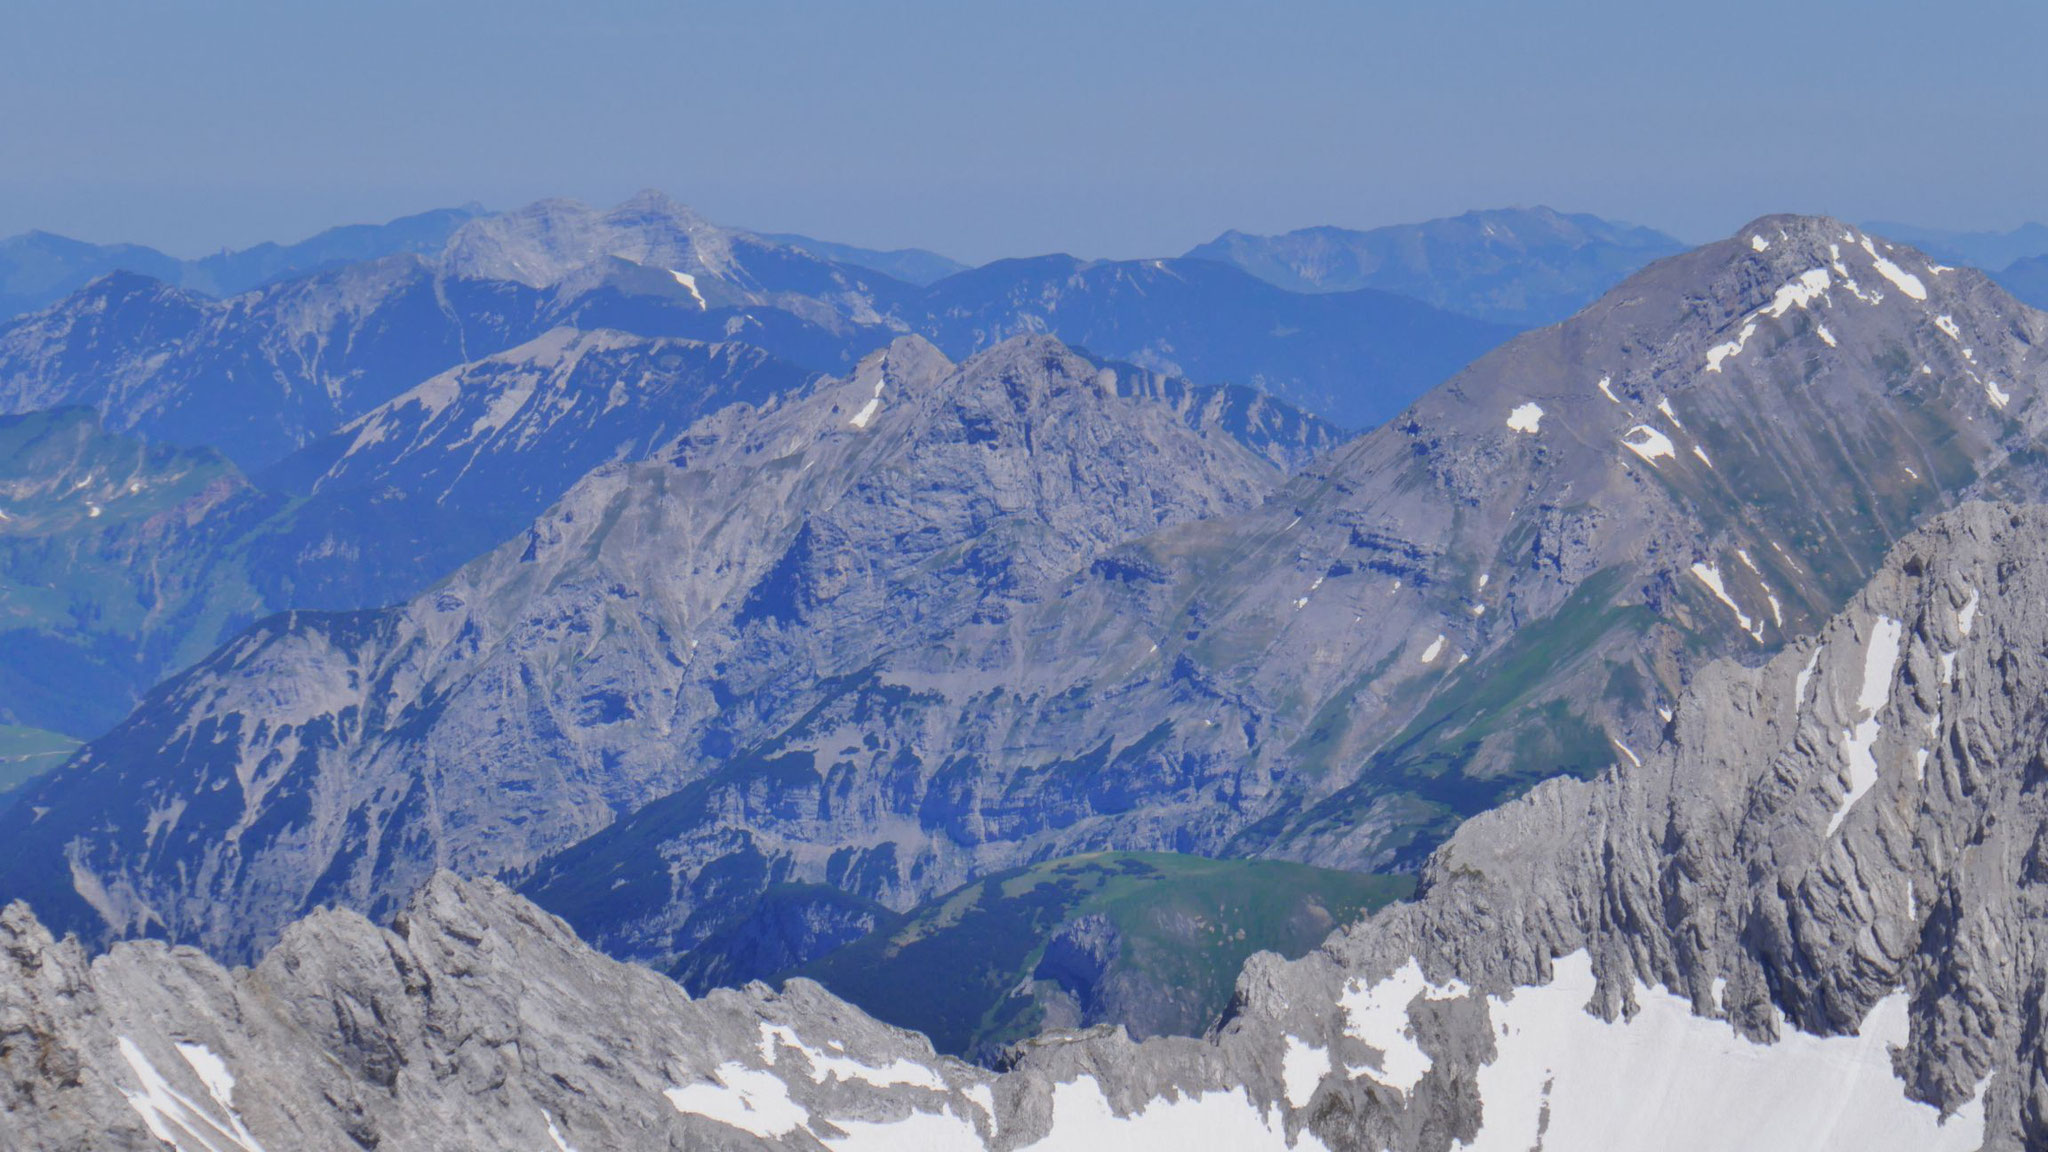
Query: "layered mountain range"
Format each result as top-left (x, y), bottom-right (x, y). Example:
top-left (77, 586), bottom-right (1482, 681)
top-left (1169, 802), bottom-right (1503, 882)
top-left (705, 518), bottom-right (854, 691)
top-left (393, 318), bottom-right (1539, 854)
top-left (759, 232), bottom-right (970, 286)
top-left (9, 185), bottom-right (1458, 741)
top-left (0, 196), bottom-right (900, 473)
top-left (893, 253), bottom-right (1510, 427)
top-left (3, 215), bottom-right (2039, 998)
top-left (6, 199), bottom-right (2048, 1152)
top-left (0, 193), bottom-right (1511, 474)
top-left (4, 499), bottom-right (2043, 1149)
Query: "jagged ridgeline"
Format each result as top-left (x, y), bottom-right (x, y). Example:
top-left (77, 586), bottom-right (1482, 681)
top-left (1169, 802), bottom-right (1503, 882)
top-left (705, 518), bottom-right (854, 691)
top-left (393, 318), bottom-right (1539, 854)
top-left (5, 501), bottom-right (2045, 1149)
top-left (2, 217), bottom-right (2044, 1005)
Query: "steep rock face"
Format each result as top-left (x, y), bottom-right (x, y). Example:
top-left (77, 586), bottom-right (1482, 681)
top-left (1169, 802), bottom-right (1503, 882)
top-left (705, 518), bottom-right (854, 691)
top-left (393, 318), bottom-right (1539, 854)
top-left (1185, 206), bottom-right (1686, 326)
top-left (1185, 499), bottom-right (2048, 1148)
top-left (0, 335), bottom-right (1309, 960)
top-left (6, 504), bottom-right (2047, 1148)
top-left (0, 874), bottom-right (1005, 1152)
top-left (530, 214), bottom-right (2048, 947)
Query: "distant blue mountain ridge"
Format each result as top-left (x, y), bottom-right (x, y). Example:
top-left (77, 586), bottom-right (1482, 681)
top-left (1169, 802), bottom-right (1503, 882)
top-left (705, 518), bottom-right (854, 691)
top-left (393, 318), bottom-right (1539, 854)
top-left (10, 200), bottom-right (2047, 331)
top-left (1858, 220), bottom-right (2048, 273)
top-left (1183, 206), bottom-right (1690, 327)
top-left (0, 206), bottom-right (487, 319)
top-left (0, 192), bottom-right (1513, 444)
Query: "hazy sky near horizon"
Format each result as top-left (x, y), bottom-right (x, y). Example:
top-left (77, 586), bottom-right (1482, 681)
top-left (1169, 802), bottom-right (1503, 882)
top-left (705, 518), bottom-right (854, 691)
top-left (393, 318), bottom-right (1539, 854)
top-left (4, 0), bottom-right (2045, 263)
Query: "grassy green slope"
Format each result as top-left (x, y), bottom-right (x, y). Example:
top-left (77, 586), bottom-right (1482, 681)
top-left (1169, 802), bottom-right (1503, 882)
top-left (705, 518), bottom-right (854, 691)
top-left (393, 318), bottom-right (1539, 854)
top-left (790, 851), bottom-right (1411, 1060)
top-left (0, 724), bottom-right (78, 804)
top-left (0, 408), bottom-right (278, 737)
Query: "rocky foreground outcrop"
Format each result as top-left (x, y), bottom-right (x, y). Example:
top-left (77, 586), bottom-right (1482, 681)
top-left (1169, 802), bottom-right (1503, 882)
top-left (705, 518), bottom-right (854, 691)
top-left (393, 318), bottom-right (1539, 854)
top-left (8, 500), bottom-right (2045, 1149)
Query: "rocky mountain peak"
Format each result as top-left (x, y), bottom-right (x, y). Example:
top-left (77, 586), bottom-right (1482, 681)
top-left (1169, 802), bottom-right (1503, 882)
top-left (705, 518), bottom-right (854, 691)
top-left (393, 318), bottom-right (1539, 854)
top-left (0, 329), bottom-right (1316, 963)
top-left (65, 268), bottom-right (207, 313)
top-left (924, 214), bottom-right (2048, 879)
top-left (438, 192), bottom-right (741, 290)
top-left (611, 186), bottom-right (714, 226)
top-left (1306, 213), bottom-right (2045, 644)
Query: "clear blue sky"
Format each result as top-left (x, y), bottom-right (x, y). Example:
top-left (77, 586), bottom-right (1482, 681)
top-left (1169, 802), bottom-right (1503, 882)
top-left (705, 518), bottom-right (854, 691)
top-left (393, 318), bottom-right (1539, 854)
top-left (4, 0), bottom-right (2045, 263)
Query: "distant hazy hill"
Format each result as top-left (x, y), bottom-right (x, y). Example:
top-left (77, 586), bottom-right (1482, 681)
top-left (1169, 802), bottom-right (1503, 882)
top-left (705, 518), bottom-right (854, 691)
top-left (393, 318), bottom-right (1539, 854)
top-left (759, 232), bottom-right (969, 285)
top-left (0, 232), bottom-right (188, 321)
top-left (1861, 219), bottom-right (2048, 271)
top-left (1992, 253), bottom-right (2048, 310)
top-left (1185, 205), bottom-right (1687, 327)
top-left (0, 206), bottom-right (484, 319)
top-left (905, 253), bottom-right (1512, 429)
